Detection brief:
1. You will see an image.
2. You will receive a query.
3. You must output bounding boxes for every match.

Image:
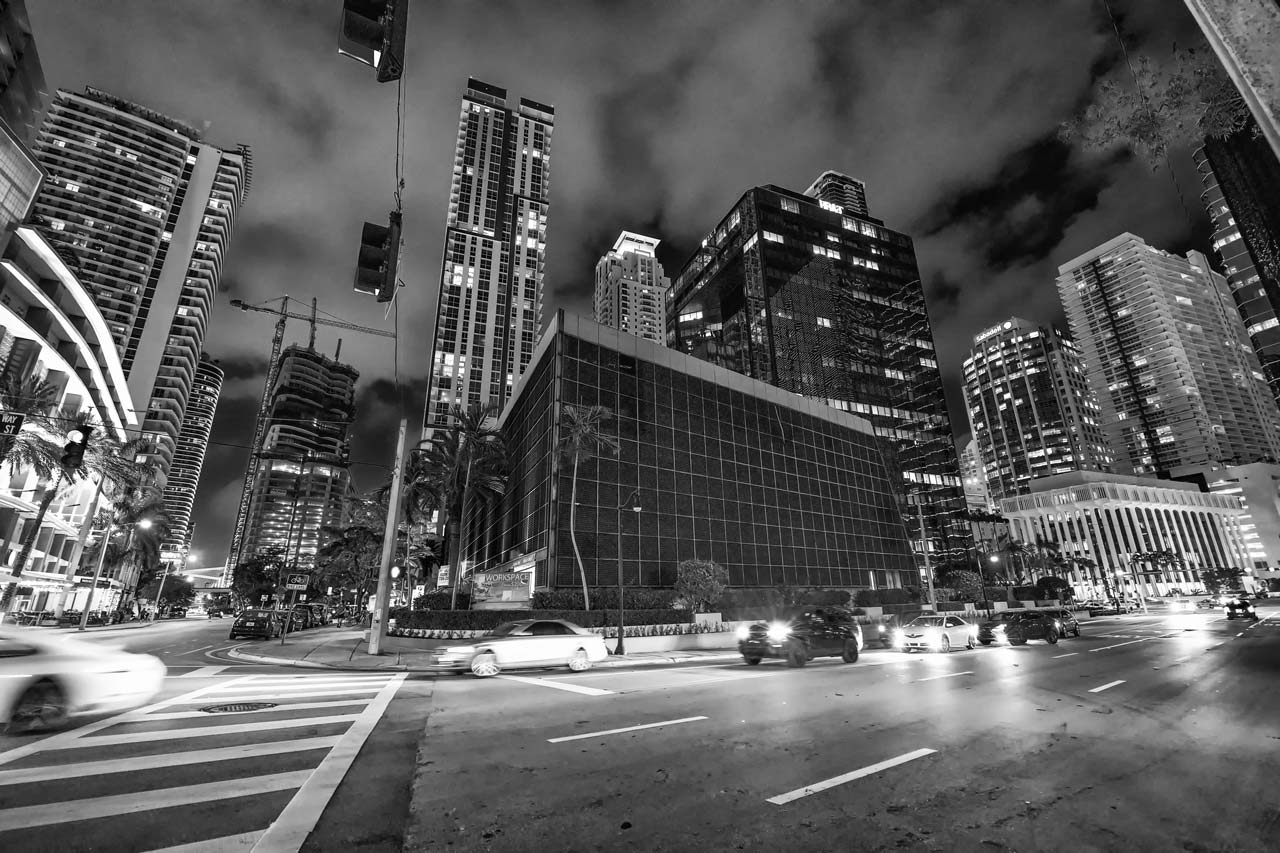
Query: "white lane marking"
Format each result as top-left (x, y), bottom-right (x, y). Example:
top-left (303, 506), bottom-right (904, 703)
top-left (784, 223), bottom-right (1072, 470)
top-left (175, 665), bottom-right (228, 678)
top-left (184, 644), bottom-right (217, 655)
top-left (1052, 652), bottom-right (1079, 658)
top-left (69, 713), bottom-right (358, 748)
top-left (1173, 656), bottom-right (1191, 664)
top-left (0, 735), bottom-right (343, 785)
top-left (249, 673), bottom-right (407, 853)
top-left (1088, 680), bottom-right (1126, 693)
top-left (149, 830), bottom-right (264, 853)
top-left (767, 748), bottom-right (937, 805)
top-left (214, 679), bottom-right (392, 693)
top-left (915, 671), bottom-right (973, 682)
top-left (548, 716), bottom-right (708, 744)
top-left (0, 769), bottom-right (310, 832)
top-left (495, 674), bottom-right (614, 696)
top-left (1208, 643), bottom-right (1223, 649)
top-left (1088, 638), bottom-right (1149, 652)
top-left (141, 699), bottom-right (367, 722)
top-left (163, 688), bottom-right (386, 704)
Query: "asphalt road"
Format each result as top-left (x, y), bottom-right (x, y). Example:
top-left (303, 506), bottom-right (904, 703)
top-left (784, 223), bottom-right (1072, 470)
top-left (0, 617), bottom-right (431, 853)
top-left (411, 605), bottom-right (1280, 852)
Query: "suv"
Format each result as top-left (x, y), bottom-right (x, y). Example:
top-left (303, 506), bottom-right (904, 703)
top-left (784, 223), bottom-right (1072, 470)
top-left (228, 608), bottom-right (282, 640)
top-left (1041, 609), bottom-right (1081, 637)
top-left (1224, 595), bottom-right (1258, 620)
top-left (1003, 611), bottom-right (1068, 645)
top-left (977, 611), bottom-right (1021, 645)
top-left (736, 606), bottom-right (864, 667)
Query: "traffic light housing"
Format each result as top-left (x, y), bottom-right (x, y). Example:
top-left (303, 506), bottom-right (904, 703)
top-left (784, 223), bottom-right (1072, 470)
top-left (338, 0), bottom-right (410, 84)
top-left (353, 210), bottom-right (402, 303)
top-left (61, 426), bottom-right (93, 468)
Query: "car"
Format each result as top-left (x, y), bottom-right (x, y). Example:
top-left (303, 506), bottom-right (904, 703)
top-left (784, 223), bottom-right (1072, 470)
top-left (305, 603), bottom-right (330, 626)
top-left (736, 606), bottom-right (864, 667)
top-left (166, 607), bottom-right (188, 619)
top-left (228, 608), bottom-right (282, 640)
top-left (1042, 609), bottom-right (1082, 637)
top-left (893, 614), bottom-right (978, 653)
top-left (426, 619), bottom-right (609, 677)
top-left (1, 628), bottom-right (166, 734)
top-left (1224, 595), bottom-right (1258, 620)
top-left (977, 611), bottom-right (1022, 645)
top-left (1003, 611), bottom-right (1066, 645)
top-left (1167, 598), bottom-right (1196, 612)
top-left (1253, 588), bottom-right (1271, 599)
top-left (283, 607), bottom-right (312, 630)
top-left (1196, 597), bottom-right (1218, 610)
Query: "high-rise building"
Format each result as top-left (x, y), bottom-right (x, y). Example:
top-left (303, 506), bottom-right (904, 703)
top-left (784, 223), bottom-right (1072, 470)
top-left (161, 353), bottom-right (222, 561)
top-left (423, 79), bottom-right (554, 433)
top-left (668, 177), bottom-right (970, 570)
top-left (962, 317), bottom-right (1112, 502)
top-left (239, 345), bottom-right (357, 573)
top-left (1056, 233), bottom-right (1280, 475)
top-left (1194, 120), bottom-right (1280, 408)
top-left (593, 231), bottom-right (669, 343)
top-left (958, 438), bottom-right (991, 513)
top-left (803, 170), bottom-right (869, 218)
top-left (0, 0), bottom-right (47, 147)
top-left (30, 87), bottom-right (251, 486)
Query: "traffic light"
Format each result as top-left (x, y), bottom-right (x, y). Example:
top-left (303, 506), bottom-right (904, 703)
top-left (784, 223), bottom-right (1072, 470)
top-left (337, 0), bottom-right (410, 84)
top-left (61, 426), bottom-right (93, 468)
top-left (353, 211), bottom-right (402, 303)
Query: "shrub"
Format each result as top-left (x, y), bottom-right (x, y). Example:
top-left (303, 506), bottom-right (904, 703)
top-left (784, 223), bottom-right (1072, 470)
top-left (532, 588), bottom-right (679, 611)
top-left (1013, 585), bottom-right (1038, 600)
top-left (855, 589), bottom-right (881, 607)
top-left (942, 570), bottom-right (984, 602)
top-left (675, 558), bottom-right (729, 612)
top-left (387, 607), bottom-right (691, 631)
top-left (933, 587), bottom-right (959, 603)
top-left (1034, 575), bottom-right (1071, 600)
top-left (413, 590), bottom-right (469, 610)
top-left (796, 589), bottom-right (852, 606)
top-left (879, 588), bottom-right (913, 605)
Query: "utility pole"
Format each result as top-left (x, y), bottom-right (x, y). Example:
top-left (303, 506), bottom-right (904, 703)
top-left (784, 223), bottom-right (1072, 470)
top-left (369, 419), bottom-right (407, 656)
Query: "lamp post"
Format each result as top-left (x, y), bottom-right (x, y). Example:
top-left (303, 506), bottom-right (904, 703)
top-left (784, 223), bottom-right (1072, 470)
top-left (614, 488), bottom-right (641, 656)
top-left (79, 518), bottom-right (151, 631)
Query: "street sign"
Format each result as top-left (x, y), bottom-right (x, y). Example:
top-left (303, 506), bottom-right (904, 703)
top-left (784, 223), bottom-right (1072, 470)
top-left (284, 573), bottom-right (309, 591)
top-left (0, 412), bottom-right (24, 436)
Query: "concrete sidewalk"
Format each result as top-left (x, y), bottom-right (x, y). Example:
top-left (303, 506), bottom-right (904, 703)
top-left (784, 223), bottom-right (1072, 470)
top-left (227, 627), bottom-right (742, 672)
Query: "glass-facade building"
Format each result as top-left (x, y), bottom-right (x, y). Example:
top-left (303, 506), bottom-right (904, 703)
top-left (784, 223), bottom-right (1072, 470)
top-left (475, 313), bottom-right (917, 592)
top-left (666, 179), bottom-right (970, 572)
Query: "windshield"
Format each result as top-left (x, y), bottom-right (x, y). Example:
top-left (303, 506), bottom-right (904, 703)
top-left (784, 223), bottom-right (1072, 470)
top-left (486, 622), bottom-right (529, 637)
top-left (241, 610), bottom-right (273, 618)
top-left (906, 616), bottom-right (946, 627)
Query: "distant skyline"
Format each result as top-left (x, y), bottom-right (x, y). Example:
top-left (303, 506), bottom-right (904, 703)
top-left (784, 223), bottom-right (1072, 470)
top-left (29, 1), bottom-right (1219, 566)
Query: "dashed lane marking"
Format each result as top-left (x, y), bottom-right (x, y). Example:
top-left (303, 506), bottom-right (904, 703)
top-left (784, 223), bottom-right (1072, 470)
top-left (1052, 652), bottom-right (1078, 659)
top-left (767, 748), bottom-right (938, 805)
top-left (915, 671), bottom-right (973, 682)
top-left (547, 716), bottom-right (708, 743)
top-left (1088, 680), bottom-right (1126, 693)
top-left (1088, 638), bottom-right (1149, 653)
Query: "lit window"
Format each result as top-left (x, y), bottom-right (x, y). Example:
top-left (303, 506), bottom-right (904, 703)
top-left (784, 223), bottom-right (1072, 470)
top-left (817, 317), bottom-right (832, 328)
top-left (66, 183), bottom-right (80, 193)
top-left (763, 231), bottom-right (784, 243)
top-left (780, 197), bottom-right (800, 213)
top-left (679, 310), bottom-right (703, 323)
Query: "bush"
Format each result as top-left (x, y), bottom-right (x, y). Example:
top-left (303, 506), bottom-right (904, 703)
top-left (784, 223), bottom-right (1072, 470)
top-left (934, 587), bottom-right (959, 602)
top-left (413, 590), bottom-right (470, 610)
top-left (387, 607), bottom-right (691, 631)
top-left (1013, 585), bottom-right (1038, 600)
top-left (675, 559), bottom-right (729, 612)
top-left (942, 570), bottom-right (985, 602)
top-left (1034, 576), bottom-right (1071, 600)
top-left (532, 588), bottom-right (679, 611)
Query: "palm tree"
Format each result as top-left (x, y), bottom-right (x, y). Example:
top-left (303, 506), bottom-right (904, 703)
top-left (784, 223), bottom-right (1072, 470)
top-left (87, 484), bottom-right (167, 613)
top-left (0, 375), bottom-right (60, 469)
top-left (557, 404), bottom-right (619, 611)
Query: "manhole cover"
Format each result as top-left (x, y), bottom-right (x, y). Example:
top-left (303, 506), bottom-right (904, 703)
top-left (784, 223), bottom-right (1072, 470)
top-left (199, 702), bottom-right (277, 714)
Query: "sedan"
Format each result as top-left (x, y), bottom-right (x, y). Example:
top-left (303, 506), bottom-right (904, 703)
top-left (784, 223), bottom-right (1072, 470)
top-left (228, 608), bottom-right (282, 640)
top-left (1003, 611), bottom-right (1066, 645)
top-left (893, 614), bottom-right (978, 653)
top-left (427, 619), bottom-right (610, 677)
top-left (1, 629), bottom-right (166, 734)
top-left (977, 611), bottom-right (1021, 645)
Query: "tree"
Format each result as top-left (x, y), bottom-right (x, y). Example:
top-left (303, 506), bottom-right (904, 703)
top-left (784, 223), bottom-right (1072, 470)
top-left (82, 483), bottom-right (168, 612)
top-left (314, 518), bottom-right (382, 602)
top-left (941, 569), bottom-right (984, 602)
top-left (1035, 575), bottom-right (1072, 602)
top-left (0, 374), bottom-right (60, 469)
top-left (1201, 566), bottom-right (1245, 595)
top-left (231, 548), bottom-right (289, 609)
top-left (557, 404), bottom-right (619, 612)
top-left (139, 575), bottom-right (195, 610)
top-left (675, 558), bottom-right (729, 613)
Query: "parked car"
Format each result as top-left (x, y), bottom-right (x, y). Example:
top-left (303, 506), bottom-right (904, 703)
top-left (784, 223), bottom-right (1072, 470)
top-left (228, 608), bottom-right (283, 640)
top-left (1003, 611), bottom-right (1066, 645)
top-left (305, 604), bottom-right (330, 626)
top-left (893, 614), bottom-right (978, 653)
top-left (736, 606), bottom-right (865, 667)
top-left (286, 606), bottom-right (313, 630)
top-left (166, 607), bottom-right (188, 620)
top-left (1, 628), bottom-right (165, 734)
top-left (426, 619), bottom-right (609, 677)
top-left (977, 611), bottom-right (1021, 645)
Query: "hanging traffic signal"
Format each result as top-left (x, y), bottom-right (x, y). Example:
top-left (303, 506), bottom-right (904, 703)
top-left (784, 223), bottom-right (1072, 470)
top-left (61, 426), bottom-right (93, 468)
top-left (337, 0), bottom-right (410, 83)
top-left (353, 211), bottom-right (402, 303)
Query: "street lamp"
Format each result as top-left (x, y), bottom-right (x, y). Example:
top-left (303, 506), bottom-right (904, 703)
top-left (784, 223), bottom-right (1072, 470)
top-left (79, 518), bottom-right (152, 631)
top-left (615, 488), bottom-right (641, 656)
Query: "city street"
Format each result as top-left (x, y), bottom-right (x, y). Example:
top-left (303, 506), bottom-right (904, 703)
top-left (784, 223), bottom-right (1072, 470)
top-left (410, 606), bottom-right (1280, 852)
top-left (0, 618), bottom-right (430, 853)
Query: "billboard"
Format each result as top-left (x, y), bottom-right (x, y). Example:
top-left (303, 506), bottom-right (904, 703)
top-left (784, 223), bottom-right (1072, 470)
top-left (471, 571), bottom-right (535, 609)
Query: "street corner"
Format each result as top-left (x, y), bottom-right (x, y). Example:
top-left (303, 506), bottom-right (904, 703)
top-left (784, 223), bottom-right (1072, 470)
top-left (225, 646), bottom-right (339, 669)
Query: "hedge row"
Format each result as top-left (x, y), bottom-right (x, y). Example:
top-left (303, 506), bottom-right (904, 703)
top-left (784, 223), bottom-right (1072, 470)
top-left (387, 607), bottom-right (691, 631)
top-left (412, 587), bottom-right (682, 612)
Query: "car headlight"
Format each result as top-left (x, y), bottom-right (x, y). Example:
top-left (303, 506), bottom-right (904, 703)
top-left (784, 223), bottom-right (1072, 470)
top-left (735, 625), bottom-right (751, 640)
top-left (994, 625), bottom-right (1006, 634)
top-left (891, 630), bottom-right (904, 644)
top-left (766, 623), bottom-right (790, 643)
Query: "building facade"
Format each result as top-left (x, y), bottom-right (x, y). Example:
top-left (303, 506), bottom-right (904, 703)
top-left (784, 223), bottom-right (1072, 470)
top-left (239, 345), bottom-right (356, 573)
top-left (667, 177), bottom-right (970, 573)
top-left (423, 79), bottom-right (554, 434)
top-left (1169, 461), bottom-right (1280, 587)
top-left (959, 438), bottom-right (991, 513)
top-left (0, 0), bottom-right (46, 147)
top-left (473, 313), bottom-right (917, 592)
top-left (963, 317), bottom-right (1112, 502)
top-left (593, 231), bottom-right (668, 344)
top-left (30, 87), bottom-right (250, 485)
top-left (161, 353), bottom-right (222, 560)
top-left (999, 471), bottom-right (1250, 599)
top-left (802, 170), bottom-right (869, 217)
top-left (1057, 233), bottom-right (1280, 476)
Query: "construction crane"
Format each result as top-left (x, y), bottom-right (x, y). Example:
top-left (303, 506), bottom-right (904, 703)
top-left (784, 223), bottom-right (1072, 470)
top-left (224, 295), bottom-right (396, 571)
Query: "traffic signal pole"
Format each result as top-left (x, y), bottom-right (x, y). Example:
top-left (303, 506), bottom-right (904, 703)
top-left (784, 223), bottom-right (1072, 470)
top-left (368, 419), bottom-right (407, 656)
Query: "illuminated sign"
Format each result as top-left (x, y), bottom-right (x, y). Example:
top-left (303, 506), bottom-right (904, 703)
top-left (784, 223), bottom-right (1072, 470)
top-left (974, 320), bottom-right (1014, 345)
top-left (819, 199), bottom-right (843, 214)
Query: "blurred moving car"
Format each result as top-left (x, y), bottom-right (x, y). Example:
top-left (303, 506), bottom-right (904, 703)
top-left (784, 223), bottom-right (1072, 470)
top-left (427, 619), bottom-right (609, 677)
top-left (1, 629), bottom-right (166, 734)
top-left (736, 606), bottom-right (864, 667)
top-left (227, 608), bottom-right (283, 640)
top-left (1167, 598), bottom-right (1195, 612)
top-left (894, 614), bottom-right (978, 653)
top-left (1003, 611), bottom-right (1066, 645)
top-left (1224, 595), bottom-right (1258, 620)
top-left (1042, 609), bottom-right (1082, 637)
top-left (1253, 588), bottom-right (1271, 599)
top-left (977, 611), bottom-right (1021, 645)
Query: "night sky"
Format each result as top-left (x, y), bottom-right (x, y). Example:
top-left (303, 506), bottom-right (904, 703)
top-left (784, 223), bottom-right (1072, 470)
top-left (29, 1), bottom-right (1218, 568)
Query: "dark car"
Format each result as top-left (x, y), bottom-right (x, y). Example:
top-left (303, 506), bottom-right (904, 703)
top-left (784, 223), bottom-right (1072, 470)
top-left (1041, 609), bottom-right (1081, 637)
top-left (736, 606), bottom-right (864, 667)
top-left (286, 606), bottom-right (313, 630)
top-left (977, 611), bottom-right (1022, 645)
top-left (1224, 596), bottom-right (1258, 620)
top-left (1003, 611), bottom-right (1066, 646)
top-left (228, 608), bottom-right (282, 640)
top-left (166, 607), bottom-right (188, 620)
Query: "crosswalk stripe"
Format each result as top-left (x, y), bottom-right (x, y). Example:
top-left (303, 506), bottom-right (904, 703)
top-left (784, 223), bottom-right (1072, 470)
top-left (0, 735), bottom-right (343, 786)
top-left (139, 699), bottom-right (368, 722)
top-left (0, 769), bottom-right (310, 832)
top-left (67, 714), bottom-right (358, 748)
top-left (162, 688), bottom-right (386, 704)
top-left (147, 830), bottom-right (264, 852)
top-left (212, 681), bottom-right (390, 694)
top-left (175, 665), bottom-right (229, 678)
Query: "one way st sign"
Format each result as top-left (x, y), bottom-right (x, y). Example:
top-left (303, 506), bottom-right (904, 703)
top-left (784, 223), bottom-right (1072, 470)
top-left (0, 412), bottom-right (24, 437)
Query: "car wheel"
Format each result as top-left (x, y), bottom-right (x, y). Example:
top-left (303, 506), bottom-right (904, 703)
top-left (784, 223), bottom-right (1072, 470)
top-left (228, 632), bottom-right (237, 640)
top-left (1010, 638), bottom-right (1027, 646)
top-left (841, 639), bottom-right (860, 663)
top-left (966, 635), bottom-right (975, 650)
top-left (785, 647), bottom-right (808, 668)
top-left (938, 636), bottom-right (951, 653)
top-left (471, 652), bottom-right (501, 678)
top-left (1046, 630), bottom-right (1059, 645)
top-left (7, 681), bottom-right (68, 734)
top-left (980, 639), bottom-right (993, 646)
top-left (568, 649), bottom-right (592, 672)
top-left (743, 656), bottom-right (762, 666)
top-left (1073, 627), bottom-right (1081, 637)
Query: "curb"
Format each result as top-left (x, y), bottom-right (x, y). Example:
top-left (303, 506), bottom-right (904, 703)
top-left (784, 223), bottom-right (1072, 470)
top-left (225, 645), bottom-right (745, 673)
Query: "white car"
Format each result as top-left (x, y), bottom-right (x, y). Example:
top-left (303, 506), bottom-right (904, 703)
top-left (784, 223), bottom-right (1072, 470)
top-left (427, 619), bottom-right (610, 677)
top-left (893, 614), bottom-right (979, 653)
top-left (1, 629), bottom-right (166, 734)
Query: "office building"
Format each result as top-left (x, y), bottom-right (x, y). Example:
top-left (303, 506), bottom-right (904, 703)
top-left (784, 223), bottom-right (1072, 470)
top-left (803, 170), bottom-right (869, 217)
top-left (30, 87), bottom-right (251, 484)
top-left (0, 0), bottom-right (46, 147)
top-left (1057, 233), bottom-right (1280, 475)
top-left (667, 177), bottom-right (970, 572)
top-left (1169, 461), bottom-right (1280, 586)
top-left (239, 345), bottom-right (356, 572)
top-left (593, 231), bottom-right (668, 344)
top-left (963, 317), bottom-right (1112, 502)
top-left (423, 79), bottom-right (554, 433)
top-left (959, 438), bottom-right (991, 513)
top-left (1194, 121), bottom-right (1280, 408)
top-left (161, 353), bottom-right (222, 561)
top-left (474, 313), bottom-right (916, 591)
top-left (0, 114), bottom-right (42, 255)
